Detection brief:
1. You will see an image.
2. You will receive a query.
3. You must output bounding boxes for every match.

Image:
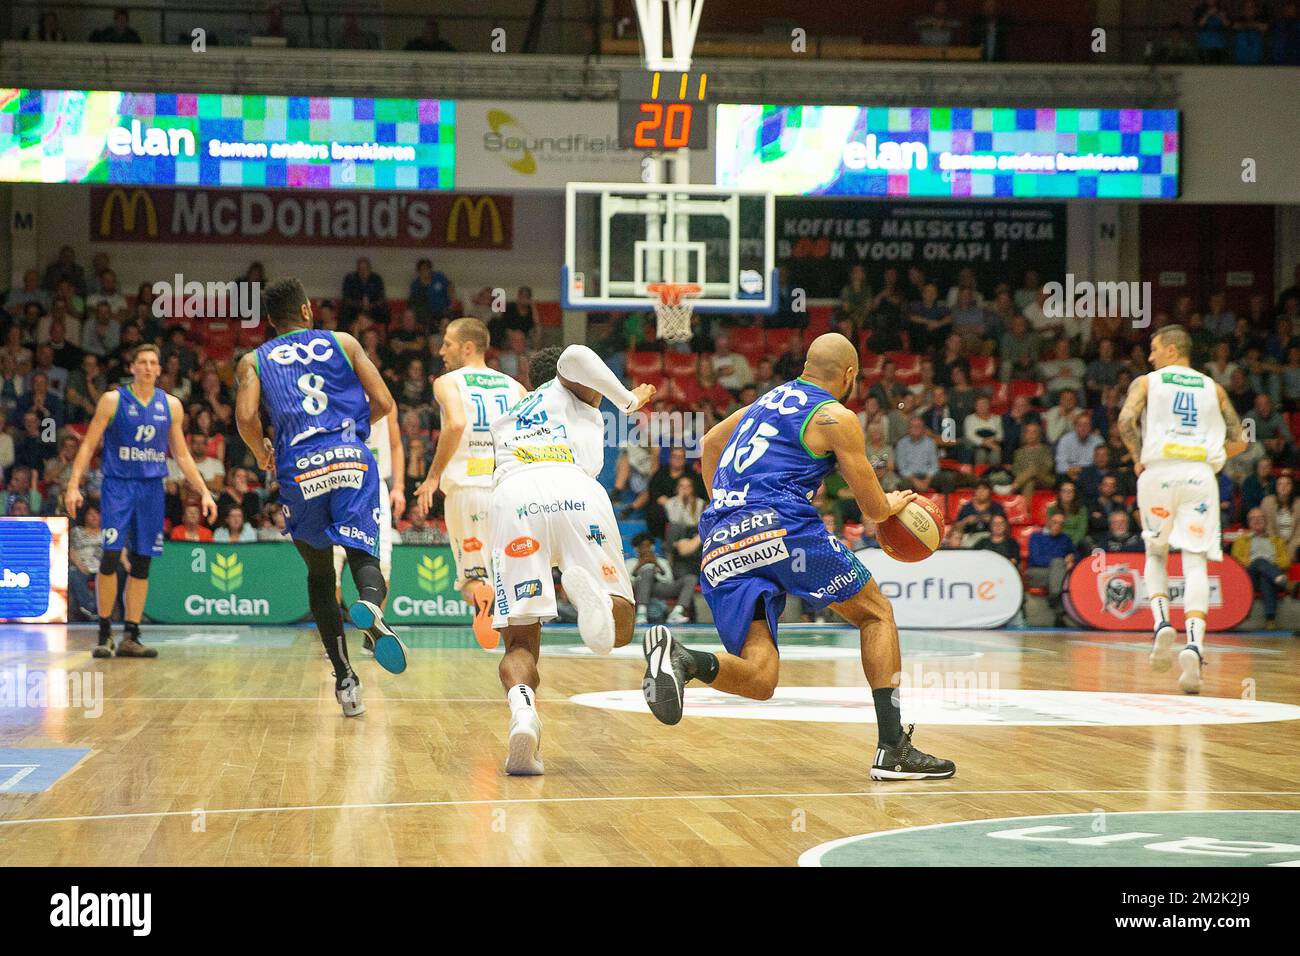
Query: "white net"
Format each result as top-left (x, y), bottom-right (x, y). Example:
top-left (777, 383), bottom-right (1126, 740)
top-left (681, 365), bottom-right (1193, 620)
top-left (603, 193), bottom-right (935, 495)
top-left (650, 283), bottom-right (700, 343)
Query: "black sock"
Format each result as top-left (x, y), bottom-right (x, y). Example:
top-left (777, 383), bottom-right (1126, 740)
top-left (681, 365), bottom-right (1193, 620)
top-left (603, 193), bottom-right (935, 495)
top-left (873, 687), bottom-right (904, 748)
top-left (684, 648), bottom-right (718, 683)
top-left (97, 617), bottom-right (112, 643)
top-left (346, 549), bottom-right (387, 609)
top-left (125, 621), bottom-right (141, 641)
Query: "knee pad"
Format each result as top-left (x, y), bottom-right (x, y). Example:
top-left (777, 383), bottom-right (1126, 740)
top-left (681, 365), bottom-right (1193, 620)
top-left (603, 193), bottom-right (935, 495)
top-left (1181, 551), bottom-right (1210, 614)
top-left (127, 554), bottom-right (152, 580)
top-left (99, 550), bottom-right (123, 577)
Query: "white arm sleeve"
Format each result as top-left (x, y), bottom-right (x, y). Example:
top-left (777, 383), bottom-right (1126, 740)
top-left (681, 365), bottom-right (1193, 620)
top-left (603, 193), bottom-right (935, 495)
top-left (556, 344), bottom-right (639, 413)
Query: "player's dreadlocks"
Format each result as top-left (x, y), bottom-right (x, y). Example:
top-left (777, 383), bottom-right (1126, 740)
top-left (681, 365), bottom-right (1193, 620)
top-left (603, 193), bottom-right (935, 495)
top-left (528, 345), bottom-right (565, 389)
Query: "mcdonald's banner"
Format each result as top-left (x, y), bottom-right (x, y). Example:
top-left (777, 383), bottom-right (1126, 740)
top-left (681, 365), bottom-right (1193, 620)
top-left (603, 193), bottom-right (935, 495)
top-left (89, 186), bottom-right (512, 248)
top-left (144, 543), bottom-right (472, 624)
top-left (1064, 551), bottom-right (1253, 632)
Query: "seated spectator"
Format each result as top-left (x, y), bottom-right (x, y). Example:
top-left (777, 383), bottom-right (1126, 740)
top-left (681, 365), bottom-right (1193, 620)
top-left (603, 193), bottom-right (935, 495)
top-left (85, 269), bottom-right (127, 318)
top-left (974, 513), bottom-right (1019, 567)
top-left (178, 432), bottom-right (225, 494)
top-left (336, 12), bottom-right (379, 50)
top-left (89, 8), bottom-right (143, 43)
top-left (257, 506), bottom-right (287, 541)
top-left (1232, 0), bottom-right (1268, 63)
top-left (1026, 512), bottom-right (1077, 625)
top-left (1082, 509), bottom-right (1143, 555)
top-left (1038, 337), bottom-right (1086, 400)
top-left (1279, 346), bottom-right (1300, 412)
top-left (68, 504), bottom-right (107, 620)
top-left (971, 0), bottom-right (1009, 61)
top-left (839, 264), bottom-right (873, 331)
top-left (914, 0), bottom-right (960, 45)
top-left (954, 480), bottom-right (1005, 544)
top-left (14, 411), bottom-right (53, 471)
top-left (491, 287), bottom-right (537, 348)
top-left (217, 468), bottom-right (261, 525)
top-left (5, 269), bottom-right (50, 313)
top-left (400, 501), bottom-right (440, 544)
top-left (1248, 393), bottom-right (1295, 466)
top-left (41, 245), bottom-right (86, 297)
top-left (496, 329), bottom-right (531, 384)
top-left (950, 286), bottom-right (987, 347)
top-left (213, 506), bottom-right (256, 543)
top-left (613, 438), bottom-right (655, 506)
top-left (81, 302), bottom-right (122, 358)
top-left (963, 394), bottom-right (1003, 466)
top-left (773, 337), bottom-right (806, 382)
top-left (709, 332), bottom-right (753, 393)
top-left (999, 394), bottom-right (1041, 463)
top-left (895, 416), bottom-right (945, 493)
top-left (637, 446), bottom-right (707, 539)
top-left (1195, 1), bottom-right (1231, 63)
top-left (405, 16), bottom-right (457, 52)
top-left (947, 366), bottom-right (981, 425)
top-left (22, 11), bottom-right (68, 41)
top-left (664, 474), bottom-right (705, 530)
top-left (16, 371), bottom-right (65, 429)
top-left (1055, 411), bottom-right (1105, 481)
top-left (171, 503), bottom-right (214, 542)
top-left (1042, 388), bottom-right (1082, 444)
top-left (1, 465), bottom-right (43, 515)
top-left (1260, 473), bottom-right (1300, 555)
top-left (1084, 338), bottom-right (1123, 404)
top-left (864, 421), bottom-right (900, 492)
top-left (999, 314), bottom-right (1039, 382)
top-left (1046, 480), bottom-right (1089, 546)
top-left (869, 360), bottom-right (909, 409)
top-left (626, 533), bottom-right (693, 626)
top-left (386, 308), bottom-right (427, 356)
top-left (1076, 444), bottom-right (1113, 504)
top-left (1085, 473), bottom-right (1129, 534)
top-left (32, 344), bottom-right (68, 396)
top-left (1231, 508), bottom-right (1292, 626)
top-left (341, 257), bottom-right (385, 327)
top-left (409, 257), bottom-right (452, 322)
top-left (65, 353), bottom-right (107, 425)
top-left (906, 283), bottom-right (951, 354)
top-left (1009, 421), bottom-right (1055, 496)
top-left (0, 409), bottom-right (13, 472)
top-left (933, 333), bottom-right (971, 388)
top-left (752, 358), bottom-right (781, 396)
top-left (42, 434), bottom-right (80, 507)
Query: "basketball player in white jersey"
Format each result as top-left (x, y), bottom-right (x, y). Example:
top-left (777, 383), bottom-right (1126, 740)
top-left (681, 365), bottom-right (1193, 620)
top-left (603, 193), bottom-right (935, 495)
top-left (1118, 325), bottom-right (1247, 694)
top-left (414, 318), bottom-right (526, 649)
top-left (334, 406), bottom-right (404, 652)
top-left (488, 344), bottom-right (654, 775)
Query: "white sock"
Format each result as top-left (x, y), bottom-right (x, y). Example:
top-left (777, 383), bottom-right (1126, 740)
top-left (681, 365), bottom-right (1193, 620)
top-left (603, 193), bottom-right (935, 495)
top-left (1186, 617), bottom-right (1205, 648)
top-left (1150, 594), bottom-right (1171, 628)
top-left (507, 683), bottom-right (536, 716)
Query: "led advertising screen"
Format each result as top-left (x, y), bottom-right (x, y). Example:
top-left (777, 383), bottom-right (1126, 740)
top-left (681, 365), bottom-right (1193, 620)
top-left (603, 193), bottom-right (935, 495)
top-left (0, 518), bottom-right (68, 624)
top-left (716, 104), bottom-right (1179, 200)
top-left (0, 88), bottom-right (455, 191)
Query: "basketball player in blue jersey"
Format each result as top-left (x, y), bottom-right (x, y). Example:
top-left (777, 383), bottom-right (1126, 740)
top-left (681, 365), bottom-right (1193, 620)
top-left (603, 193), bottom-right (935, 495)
top-left (234, 278), bottom-right (404, 717)
top-left (641, 333), bottom-right (956, 780)
top-left (65, 344), bottom-right (219, 658)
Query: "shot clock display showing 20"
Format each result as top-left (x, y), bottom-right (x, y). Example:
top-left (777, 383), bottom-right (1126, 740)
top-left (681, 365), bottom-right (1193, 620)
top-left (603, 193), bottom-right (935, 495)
top-left (617, 70), bottom-right (710, 150)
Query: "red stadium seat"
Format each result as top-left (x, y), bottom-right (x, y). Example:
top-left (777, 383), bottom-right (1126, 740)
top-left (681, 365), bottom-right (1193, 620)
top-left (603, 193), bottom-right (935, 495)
top-left (947, 488), bottom-right (974, 521)
top-left (885, 351), bottom-right (922, 384)
top-left (388, 299), bottom-right (405, 322)
top-left (535, 301), bottom-right (562, 326)
top-left (1014, 525), bottom-right (1038, 563)
top-left (626, 351), bottom-right (664, 379)
top-left (1030, 489), bottom-right (1057, 525)
top-left (664, 351), bottom-right (698, 378)
top-left (765, 328), bottom-right (799, 356)
top-left (804, 306), bottom-right (834, 340)
top-left (997, 494), bottom-right (1030, 525)
top-left (199, 320), bottom-right (237, 362)
top-left (860, 350), bottom-right (885, 376)
top-left (728, 327), bottom-right (766, 365)
top-left (969, 355), bottom-right (996, 384)
top-left (1009, 379), bottom-right (1045, 402)
top-left (237, 323), bottom-right (268, 348)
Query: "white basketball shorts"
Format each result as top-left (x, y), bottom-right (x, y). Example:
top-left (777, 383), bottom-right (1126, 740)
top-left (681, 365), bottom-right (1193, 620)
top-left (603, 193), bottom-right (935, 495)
top-left (444, 485), bottom-right (493, 591)
top-left (1137, 460), bottom-right (1222, 561)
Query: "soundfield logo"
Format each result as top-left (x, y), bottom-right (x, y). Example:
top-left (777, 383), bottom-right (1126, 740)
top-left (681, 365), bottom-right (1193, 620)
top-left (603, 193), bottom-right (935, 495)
top-left (482, 108), bottom-right (627, 176)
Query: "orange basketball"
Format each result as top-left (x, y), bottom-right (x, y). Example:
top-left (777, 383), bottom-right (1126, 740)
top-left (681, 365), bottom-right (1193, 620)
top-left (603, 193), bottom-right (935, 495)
top-left (876, 495), bottom-right (945, 563)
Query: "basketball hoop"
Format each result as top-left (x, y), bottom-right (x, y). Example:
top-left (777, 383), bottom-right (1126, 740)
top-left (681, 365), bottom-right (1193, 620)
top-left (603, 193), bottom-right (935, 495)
top-left (647, 281), bottom-right (701, 342)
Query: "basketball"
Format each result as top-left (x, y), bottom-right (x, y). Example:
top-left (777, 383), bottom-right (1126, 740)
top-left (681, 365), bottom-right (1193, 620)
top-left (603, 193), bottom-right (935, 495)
top-left (876, 496), bottom-right (945, 563)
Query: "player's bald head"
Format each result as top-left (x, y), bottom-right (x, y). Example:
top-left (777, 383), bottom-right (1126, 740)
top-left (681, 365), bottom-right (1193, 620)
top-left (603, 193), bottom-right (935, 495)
top-left (803, 333), bottom-right (859, 382)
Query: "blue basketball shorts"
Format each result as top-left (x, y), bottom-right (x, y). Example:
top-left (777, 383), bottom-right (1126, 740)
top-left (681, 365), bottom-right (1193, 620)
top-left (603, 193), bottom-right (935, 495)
top-left (277, 440), bottom-right (381, 556)
top-left (100, 475), bottom-right (166, 557)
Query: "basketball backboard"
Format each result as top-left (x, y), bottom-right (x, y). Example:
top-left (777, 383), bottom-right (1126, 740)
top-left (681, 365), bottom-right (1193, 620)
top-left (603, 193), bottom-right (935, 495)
top-left (562, 181), bottom-right (776, 314)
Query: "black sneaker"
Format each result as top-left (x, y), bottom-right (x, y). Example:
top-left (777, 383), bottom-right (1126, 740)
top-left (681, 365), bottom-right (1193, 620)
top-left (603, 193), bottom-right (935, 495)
top-left (642, 625), bottom-right (693, 725)
top-left (361, 633), bottom-right (375, 656)
top-left (871, 725), bottom-right (956, 780)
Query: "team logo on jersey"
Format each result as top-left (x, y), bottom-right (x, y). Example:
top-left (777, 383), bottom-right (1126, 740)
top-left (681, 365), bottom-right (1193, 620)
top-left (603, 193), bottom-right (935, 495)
top-left (1194, 502), bottom-right (1208, 514)
top-left (1098, 563), bottom-right (1140, 619)
top-left (514, 579), bottom-right (544, 600)
top-left (586, 525), bottom-right (606, 547)
top-left (296, 462), bottom-right (366, 499)
top-left (463, 537), bottom-right (483, 552)
top-left (127, 404), bottom-right (138, 416)
top-left (711, 484), bottom-right (749, 508)
top-left (600, 563), bottom-right (619, 580)
top-left (506, 536), bottom-right (540, 558)
top-left (702, 537), bottom-right (790, 587)
top-left (1149, 506), bottom-right (1170, 519)
top-left (267, 339), bottom-right (334, 365)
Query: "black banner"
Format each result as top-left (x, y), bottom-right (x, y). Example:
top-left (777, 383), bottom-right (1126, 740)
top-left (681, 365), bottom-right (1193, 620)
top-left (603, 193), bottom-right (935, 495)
top-left (776, 198), bottom-right (1068, 299)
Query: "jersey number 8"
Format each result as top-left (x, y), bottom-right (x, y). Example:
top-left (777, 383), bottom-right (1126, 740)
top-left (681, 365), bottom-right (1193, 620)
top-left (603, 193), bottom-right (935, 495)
top-left (298, 373), bottom-right (329, 415)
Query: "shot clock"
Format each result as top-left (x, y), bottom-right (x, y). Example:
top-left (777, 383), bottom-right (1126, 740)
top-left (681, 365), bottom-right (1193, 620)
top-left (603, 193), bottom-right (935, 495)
top-left (617, 70), bottom-right (710, 150)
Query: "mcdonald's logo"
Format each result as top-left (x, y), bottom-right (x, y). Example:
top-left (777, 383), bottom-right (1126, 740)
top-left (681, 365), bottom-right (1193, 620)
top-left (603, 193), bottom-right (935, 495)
top-left (99, 188), bottom-right (158, 238)
top-left (446, 195), bottom-right (504, 245)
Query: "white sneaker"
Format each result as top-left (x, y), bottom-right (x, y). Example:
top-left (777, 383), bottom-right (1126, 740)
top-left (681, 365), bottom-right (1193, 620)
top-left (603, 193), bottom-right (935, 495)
top-left (335, 676), bottom-right (365, 717)
top-left (562, 566), bottom-right (615, 655)
top-left (1178, 646), bottom-right (1204, 695)
top-left (635, 606), bottom-right (648, 625)
top-left (1149, 621), bottom-right (1177, 672)
top-left (666, 606), bottom-right (689, 625)
top-left (505, 707), bottom-right (544, 775)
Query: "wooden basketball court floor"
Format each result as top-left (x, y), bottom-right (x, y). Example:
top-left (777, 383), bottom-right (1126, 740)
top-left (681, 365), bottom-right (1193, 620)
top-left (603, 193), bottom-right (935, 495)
top-left (1, 622), bottom-right (1297, 866)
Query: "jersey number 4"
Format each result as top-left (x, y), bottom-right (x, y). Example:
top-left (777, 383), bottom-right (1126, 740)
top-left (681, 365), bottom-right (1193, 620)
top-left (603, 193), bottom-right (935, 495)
top-left (1172, 390), bottom-right (1198, 427)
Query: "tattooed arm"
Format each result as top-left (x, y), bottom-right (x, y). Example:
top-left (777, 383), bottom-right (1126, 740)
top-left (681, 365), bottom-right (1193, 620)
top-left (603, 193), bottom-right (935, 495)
top-left (1116, 375), bottom-right (1148, 475)
top-left (1217, 382), bottom-right (1249, 462)
top-left (804, 402), bottom-right (915, 523)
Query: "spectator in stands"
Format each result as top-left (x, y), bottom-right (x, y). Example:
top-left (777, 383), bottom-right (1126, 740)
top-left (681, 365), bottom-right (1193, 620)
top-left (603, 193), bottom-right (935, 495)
top-left (17, 372), bottom-right (64, 429)
top-left (183, 432), bottom-right (225, 494)
top-left (496, 329), bottom-right (530, 383)
top-left (257, 507), bottom-right (287, 541)
top-left (933, 333), bottom-right (971, 389)
top-left (1046, 480), bottom-right (1088, 546)
top-left (405, 16), bottom-right (457, 52)
top-left (341, 257), bottom-right (385, 327)
top-left (217, 468), bottom-right (261, 525)
top-left (907, 283), bottom-right (951, 354)
top-left (90, 8), bottom-right (143, 43)
top-left (676, 361), bottom-right (733, 412)
top-left (409, 257), bottom-right (452, 322)
top-left (914, 0), bottom-right (961, 45)
top-left (954, 481), bottom-right (1005, 545)
top-left (869, 360), bottom-right (909, 409)
top-left (492, 287), bottom-right (537, 348)
top-left (752, 358), bottom-right (781, 396)
top-left (1084, 338), bottom-right (1123, 404)
top-left (1027, 512), bottom-right (1075, 625)
top-left (1042, 387), bottom-right (1082, 444)
top-left (766, 267), bottom-right (806, 330)
top-left (998, 314), bottom-right (1040, 382)
top-left (1205, 339), bottom-right (1240, 389)
top-left (400, 501), bottom-right (438, 545)
top-left (38, 297), bottom-right (81, 348)
top-left (641, 446), bottom-right (707, 540)
top-left (32, 345), bottom-right (68, 397)
top-left (1227, 366), bottom-right (1256, 414)
top-left (1038, 337), bottom-right (1086, 402)
top-left (1083, 509), bottom-right (1143, 554)
top-left (1237, 452), bottom-right (1277, 524)
top-left (1232, 0), bottom-right (1269, 63)
top-left (864, 421), bottom-right (900, 492)
top-left (1249, 393), bottom-right (1295, 466)
top-left (86, 269), bottom-right (127, 319)
top-left (386, 307), bottom-right (426, 356)
top-left (336, 12), bottom-right (379, 50)
top-left (214, 507), bottom-right (256, 543)
top-left (1, 464), bottom-right (43, 515)
top-left (171, 503), bottom-right (214, 542)
top-left (1232, 508), bottom-right (1292, 626)
top-left (5, 269), bottom-right (49, 313)
top-left (81, 302), bottom-right (122, 358)
top-left (397, 356), bottom-right (435, 415)
top-left (627, 533), bottom-right (693, 626)
top-left (896, 416), bottom-right (944, 493)
top-left (42, 434), bottom-right (80, 509)
top-left (46, 319), bottom-right (82, 373)
top-left (947, 366), bottom-right (981, 430)
top-left (999, 394), bottom-right (1040, 462)
top-left (404, 436), bottom-right (430, 497)
top-left (839, 265), bottom-right (873, 331)
top-left (1077, 444), bottom-right (1114, 505)
top-left (1010, 421), bottom-right (1055, 496)
top-left (2, 326), bottom-right (32, 371)
top-left (964, 394), bottom-right (1003, 467)
top-left (22, 11), bottom-right (68, 41)
top-left (970, 0), bottom-right (1010, 61)
top-left (941, 524), bottom-right (966, 550)
top-left (0, 409), bottom-right (13, 473)
top-left (41, 246), bottom-right (86, 296)
top-left (613, 440), bottom-right (655, 511)
top-left (709, 331), bottom-right (753, 393)
top-left (1056, 411), bottom-right (1104, 482)
top-left (975, 513), bottom-right (1019, 567)
top-left (68, 504), bottom-right (105, 620)
top-left (951, 286), bottom-right (987, 348)
top-left (0, 356), bottom-right (25, 417)
top-left (1272, 1), bottom-right (1300, 65)
top-left (1195, 1), bottom-right (1232, 63)
top-left (773, 336), bottom-right (806, 383)
top-left (1261, 473), bottom-right (1300, 555)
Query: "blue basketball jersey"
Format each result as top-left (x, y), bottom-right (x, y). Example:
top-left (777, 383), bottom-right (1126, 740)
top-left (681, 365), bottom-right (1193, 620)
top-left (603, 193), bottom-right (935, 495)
top-left (101, 385), bottom-right (171, 480)
top-left (255, 329), bottom-right (371, 462)
top-left (702, 378), bottom-right (839, 523)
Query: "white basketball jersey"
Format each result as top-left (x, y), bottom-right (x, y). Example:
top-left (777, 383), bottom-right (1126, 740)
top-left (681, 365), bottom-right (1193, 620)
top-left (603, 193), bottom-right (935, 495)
top-left (443, 365), bottom-right (525, 490)
top-left (366, 410), bottom-right (392, 482)
top-left (1140, 365), bottom-right (1226, 471)
top-left (490, 378), bottom-right (605, 485)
